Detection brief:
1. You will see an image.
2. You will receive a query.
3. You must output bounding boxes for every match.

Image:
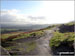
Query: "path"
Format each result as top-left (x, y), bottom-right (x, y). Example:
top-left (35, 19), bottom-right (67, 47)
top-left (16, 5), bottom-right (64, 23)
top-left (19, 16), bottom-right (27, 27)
top-left (35, 27), bottom-right (58, 56)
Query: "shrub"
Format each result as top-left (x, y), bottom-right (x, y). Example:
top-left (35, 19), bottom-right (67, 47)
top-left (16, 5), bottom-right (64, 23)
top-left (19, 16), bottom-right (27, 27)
top-left (49, 32), bottom-right (75, 48)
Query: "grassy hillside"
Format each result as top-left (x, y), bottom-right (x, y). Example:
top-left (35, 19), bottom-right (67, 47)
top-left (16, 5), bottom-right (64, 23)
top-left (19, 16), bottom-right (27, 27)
top-left (1, 30), bottom-right (44, 45)
top-left (1, 29), bottom-right (44, 55)
top-left (49, 22), bottom-right (74, 55)
top-left (59, 22), bottom-right (74, 33)
top-left (50, 32), bottom-right (74, 47)
top-left (1, 24), bottom-right (56, 43)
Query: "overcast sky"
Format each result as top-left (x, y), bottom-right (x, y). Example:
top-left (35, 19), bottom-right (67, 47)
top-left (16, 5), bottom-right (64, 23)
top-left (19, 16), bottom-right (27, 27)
top-left (1, 1), bottom-right (74, 25)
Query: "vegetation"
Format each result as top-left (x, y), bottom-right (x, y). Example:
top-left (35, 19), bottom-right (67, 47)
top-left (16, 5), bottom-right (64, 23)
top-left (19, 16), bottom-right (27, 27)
top-left (49, 32), bottom-right (75, 48)
top-left (1, 29), bottom-right (39, 55)
top-left (43, 25), bottom-right (56, 30)
top-left (5, 41), bottom-right (36, 52)
top-left (1, 30), bottom-right (44, 42)
top-left (1, 32), bottom-right (22, 39)
top-left (5, 41), bottom-right (36, 55)
top-left (49, 20), bottom-right (74, 48)
top-left (24, 41), bottom-right (36, 53)
top-left (1, 24), bottom-right (56, 42)
top-left (12, 31), bottom-right (44, 40)
top-left (59, 22), bottom-right (74, 33)
top-left (65, 21), bottom-right (75, 26)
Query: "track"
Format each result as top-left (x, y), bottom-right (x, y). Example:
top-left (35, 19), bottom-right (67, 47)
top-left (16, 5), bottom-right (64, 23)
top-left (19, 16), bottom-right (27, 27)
top-left (36, 27), bottom-right (57, 56)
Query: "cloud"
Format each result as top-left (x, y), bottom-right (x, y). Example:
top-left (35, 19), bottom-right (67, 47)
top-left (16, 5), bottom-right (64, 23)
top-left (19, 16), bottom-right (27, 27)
top-left (32, 1), bottom-right (74, 24)
top-left (0, 9), bottom-right (46, 25)
top-left (1, 9), bottom-right (27, 24)
top-left (28, 16), bottom-right (45, 20)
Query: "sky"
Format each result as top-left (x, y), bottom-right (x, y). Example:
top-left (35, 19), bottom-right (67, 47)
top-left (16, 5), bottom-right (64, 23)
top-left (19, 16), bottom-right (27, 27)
top-left (1, 1), bottom-right (74, 25)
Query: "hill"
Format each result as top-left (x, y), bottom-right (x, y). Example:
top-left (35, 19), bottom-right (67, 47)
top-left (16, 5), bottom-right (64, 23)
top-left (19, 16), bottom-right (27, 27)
top-left (59, 22), bottom-right (74, 33)
top-left (49, 21), bottom-right (75, 55)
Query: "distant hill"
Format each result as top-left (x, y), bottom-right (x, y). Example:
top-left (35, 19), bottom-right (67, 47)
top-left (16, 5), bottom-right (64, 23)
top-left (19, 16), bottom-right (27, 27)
top-left (1, 24), bottom-right (50, 31)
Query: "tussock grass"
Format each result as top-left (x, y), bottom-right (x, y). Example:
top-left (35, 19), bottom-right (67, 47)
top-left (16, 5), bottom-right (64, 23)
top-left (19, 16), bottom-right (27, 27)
top-left (49, 32), bottom-right (75, 48)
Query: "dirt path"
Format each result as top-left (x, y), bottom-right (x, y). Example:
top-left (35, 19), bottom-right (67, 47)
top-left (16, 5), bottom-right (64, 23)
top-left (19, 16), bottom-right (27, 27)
top-left (35, 28), bottom-right (57, 56)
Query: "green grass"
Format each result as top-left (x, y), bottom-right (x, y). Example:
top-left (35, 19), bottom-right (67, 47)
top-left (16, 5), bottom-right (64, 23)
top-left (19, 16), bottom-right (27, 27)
top-left (5, 41), bottom-right (36, 53)
top-left (65, 22), bottom-right (75, 26)
top-left (12, 33), bottom-right (31, 40)
top-left (43, 25), bottom-right (56, 30)
top-left (24, 41), bottom-right (36, 53)
top-left (5, 46), bottom-right (17, 50)
top-left (13, 31), bottom-right (44, 40)
top-left (49, 32), bottom-right (75, 48)
top-left (1, 30), bottom-right (44, 41)
top-left (1, 32), bottom-right (22, 39)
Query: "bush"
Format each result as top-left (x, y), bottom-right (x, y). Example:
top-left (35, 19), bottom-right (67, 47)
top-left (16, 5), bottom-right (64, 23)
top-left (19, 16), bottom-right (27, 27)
top-left (49, 32), bottom-right (75, 48)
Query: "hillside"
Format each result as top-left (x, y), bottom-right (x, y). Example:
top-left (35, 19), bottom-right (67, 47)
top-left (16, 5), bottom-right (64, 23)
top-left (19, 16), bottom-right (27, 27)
top-left (49, 22), bottom-right (75, 55)
top-left (1, 21), bottom-right (74, 56)
top-left (59, 22), bottom-right (74, 33)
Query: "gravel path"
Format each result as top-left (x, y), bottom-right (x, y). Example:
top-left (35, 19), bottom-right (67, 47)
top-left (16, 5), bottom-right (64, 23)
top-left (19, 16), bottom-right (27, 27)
top-left (35, 28), bottom-right (57, 56)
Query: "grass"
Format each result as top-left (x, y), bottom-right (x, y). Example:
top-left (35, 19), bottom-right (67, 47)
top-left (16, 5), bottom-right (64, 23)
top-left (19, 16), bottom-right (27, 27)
top-left (1, 24), bottom-right (56, 41)
top-left (1, 30), bottom-right (44, 50)
top-left (1, 30), bottom-right (44, 42)
top-left (1, 29), bottom-right (43, 55)
top-left (49, 32), bottom-right (75, 48)
top-left (12, 31), bottom-right (44, 40)
top-left (65, 22), bottom-right (75, 26)
top-left (5, 41), bottom-right (36, 53)
top-left (24, 41), bottom-right (36, 53)
top-left (43, 25), bottom-right (56, 30)
top-left (5, 46), bottom-right (17, 50)
top-left (1, 32), bottom-right (22, 39)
